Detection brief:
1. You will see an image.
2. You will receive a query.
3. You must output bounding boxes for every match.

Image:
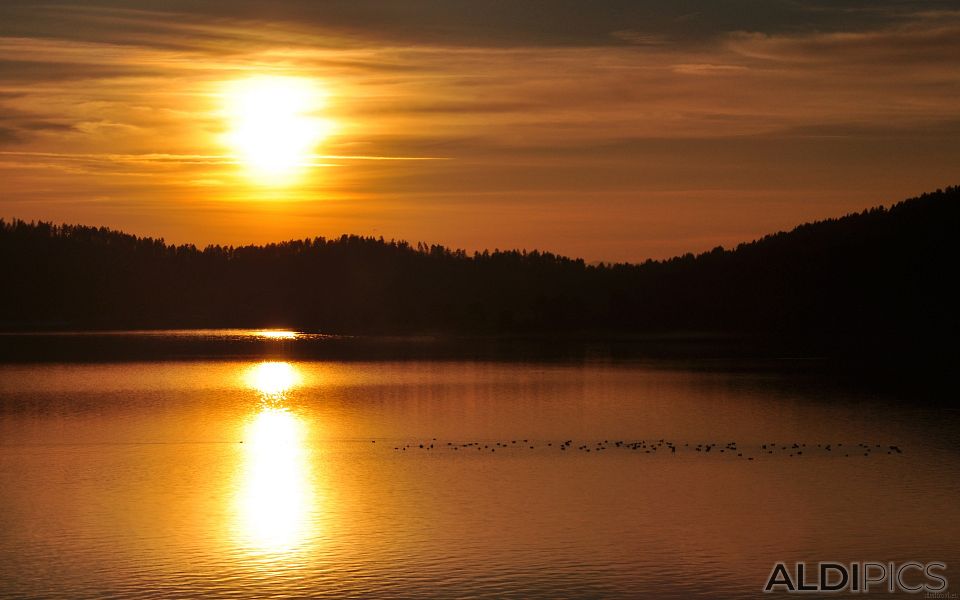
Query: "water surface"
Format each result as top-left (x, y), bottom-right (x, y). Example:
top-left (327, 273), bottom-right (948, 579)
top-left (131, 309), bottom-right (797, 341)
top-left (0, 334), bottom-right (957, 598)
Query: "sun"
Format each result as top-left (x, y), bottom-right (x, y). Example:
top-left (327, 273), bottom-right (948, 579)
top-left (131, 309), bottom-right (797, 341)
top-left (221, 76), bottom-right (332, 184)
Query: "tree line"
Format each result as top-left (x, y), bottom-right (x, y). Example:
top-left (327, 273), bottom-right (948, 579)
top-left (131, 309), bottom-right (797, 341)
top-left (1, 187), bottom-right (956, 346)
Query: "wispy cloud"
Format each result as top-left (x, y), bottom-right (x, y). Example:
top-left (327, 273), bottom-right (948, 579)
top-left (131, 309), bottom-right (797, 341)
top-left (0, 2), bottom-right (957, 260)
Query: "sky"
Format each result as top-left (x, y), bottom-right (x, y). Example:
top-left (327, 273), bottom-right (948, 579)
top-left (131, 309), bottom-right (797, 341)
top-left (1, 0), bottom-right (958, 262)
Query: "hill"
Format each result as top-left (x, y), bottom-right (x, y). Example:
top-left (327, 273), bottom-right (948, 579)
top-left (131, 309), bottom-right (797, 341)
top-left (1, 187), bottom-right (957, 349)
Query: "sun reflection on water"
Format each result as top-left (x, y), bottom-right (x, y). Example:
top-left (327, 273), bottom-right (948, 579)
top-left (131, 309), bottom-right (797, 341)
top-left (236, 361), bottom-right (315, 555)
top-left (252, 329), bottom-right (298, 340)
top-left (245, 361), bottom-right (301, 403)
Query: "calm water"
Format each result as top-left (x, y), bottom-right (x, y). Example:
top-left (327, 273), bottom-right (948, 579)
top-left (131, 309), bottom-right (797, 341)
top-left (0, 333), bottom-right (958, 598)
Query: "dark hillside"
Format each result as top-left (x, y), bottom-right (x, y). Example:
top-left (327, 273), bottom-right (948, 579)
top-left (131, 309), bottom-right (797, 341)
top-left (1, 187), bottom-right (957, 350)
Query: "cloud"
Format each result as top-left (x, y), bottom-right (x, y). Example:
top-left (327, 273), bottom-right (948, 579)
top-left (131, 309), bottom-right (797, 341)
top-left (0, 106), bottom-right (78, 146)
top-left (671, 63), bottom-right (749, 75)
top-left (0, 0), bottom-right (958, 260)
top-left (0, 126), bottom-right (21, 144)
top-left (725, 15), bottom-right (960, 65)
top-left (4, 0), bottom-right (955, 51)
top-left (609, 30), bottom-right (670, 46)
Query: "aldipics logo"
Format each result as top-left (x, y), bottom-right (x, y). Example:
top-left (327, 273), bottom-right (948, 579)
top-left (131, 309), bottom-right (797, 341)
top-left (763, 562), bottom-right (948, 594)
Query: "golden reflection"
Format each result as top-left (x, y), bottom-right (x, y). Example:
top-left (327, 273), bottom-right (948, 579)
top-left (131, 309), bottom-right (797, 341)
top-left (245, 361), bottom-right (301, 402)
top-left (253, 329), bottom-right (298, 340)
top-left (220, 76), bottom-right (334, 186)
top-left (238, 407), bottom-right (313, 553)
top-left (236, 361), bottom-right (315, 554)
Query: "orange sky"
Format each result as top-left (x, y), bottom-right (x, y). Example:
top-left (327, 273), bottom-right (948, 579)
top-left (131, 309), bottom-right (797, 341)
top-left (1, 2), bottom-right (958, 261)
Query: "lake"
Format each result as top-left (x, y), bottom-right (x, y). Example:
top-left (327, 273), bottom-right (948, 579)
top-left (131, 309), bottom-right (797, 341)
top-left (0, 331), bottom-right (958, 598)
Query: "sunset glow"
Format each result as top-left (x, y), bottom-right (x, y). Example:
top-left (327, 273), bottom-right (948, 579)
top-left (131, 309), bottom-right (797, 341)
top-left (2, 2), bottom-right (958, 598)
top-left (0, 2), bottom-right (958, 259)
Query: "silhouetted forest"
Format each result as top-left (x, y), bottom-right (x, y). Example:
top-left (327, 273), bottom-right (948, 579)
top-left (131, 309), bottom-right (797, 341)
top-left (1, 187), bottom-right (957, 347)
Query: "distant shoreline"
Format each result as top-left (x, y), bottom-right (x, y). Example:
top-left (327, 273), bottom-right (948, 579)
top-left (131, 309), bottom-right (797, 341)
top-left (0, 328), bottom-right (948, 366)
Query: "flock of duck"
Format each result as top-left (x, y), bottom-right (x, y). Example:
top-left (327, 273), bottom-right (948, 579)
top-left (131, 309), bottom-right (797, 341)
top-left (383, 438), bottom-right (904, 459)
